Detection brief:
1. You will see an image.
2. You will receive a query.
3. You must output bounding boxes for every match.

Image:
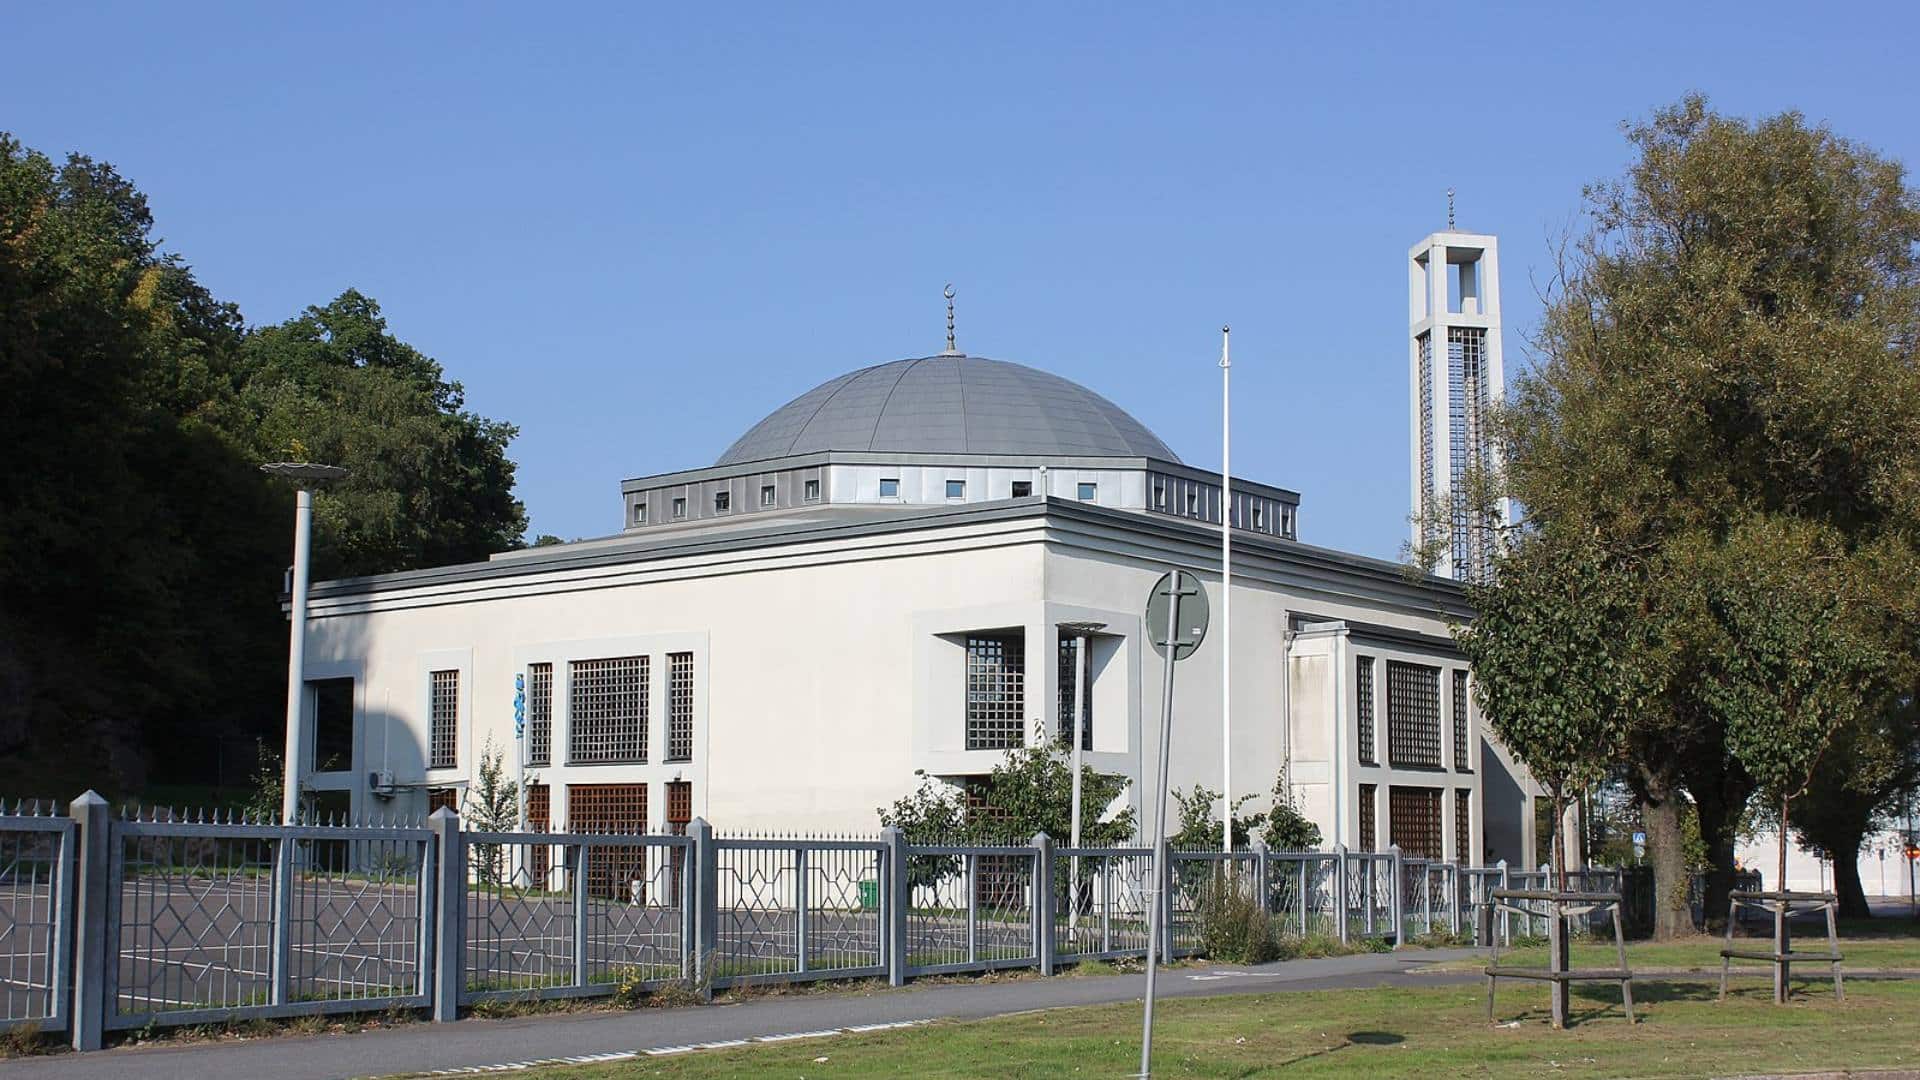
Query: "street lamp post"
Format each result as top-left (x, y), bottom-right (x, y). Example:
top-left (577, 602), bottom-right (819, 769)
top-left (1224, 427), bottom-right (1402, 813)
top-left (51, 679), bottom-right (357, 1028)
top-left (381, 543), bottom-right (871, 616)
top-left (261, 462), bottom-right (349, 824)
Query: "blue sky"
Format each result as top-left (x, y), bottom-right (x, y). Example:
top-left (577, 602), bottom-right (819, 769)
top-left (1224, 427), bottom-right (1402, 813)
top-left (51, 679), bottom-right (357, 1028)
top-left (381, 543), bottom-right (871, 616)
top-left (8, 3), bottom-right (1917, 559)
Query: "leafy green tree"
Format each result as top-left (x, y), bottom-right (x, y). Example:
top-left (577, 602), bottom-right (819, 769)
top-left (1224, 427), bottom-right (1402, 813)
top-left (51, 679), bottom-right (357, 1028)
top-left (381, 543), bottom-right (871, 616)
top-left (1259, 777), bottom-right (1323, 853)
top-left (240, 290), bottom-right (528, 578)
top-left (463, 738), bottom-right (527, 886)
top-left (1787, 698), bottom-right (1920, 916)
top-left (1454, 537), bottom-right (1647, 888)
top-left (1696, 518), bottom-right (1887, 901)
top-left (1169, 786), bottom-right (1258, 851)
top-left (1494, 96), bottom-right (1920, 931)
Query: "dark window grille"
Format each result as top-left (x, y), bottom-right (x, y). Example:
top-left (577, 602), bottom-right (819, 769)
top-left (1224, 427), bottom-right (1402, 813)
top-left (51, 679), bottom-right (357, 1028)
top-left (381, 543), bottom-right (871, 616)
top-left (1417, 331), bottom-right (1434, 542)
top-left (1387, 660), bottom-right (1442, 768)
top-left (429, 669), bottom-right (459, 769)
top-left (567, 782), bottom-right (649, 900)
top-left (1452, 669), bottom-right (1471, 771)
top-left (427, 787), bottom-right (458, 815)
top-left (525, 783), bottom-right (551, 887)
top-left (526, 663), bottom-right (552, 767)
top-left (1456, 788), bottom-right (1472, 864)
top-left (1356, 656), bottom-right (1376, 764)
top-left (1358, 784), bottom-right (1377, 851)
top-left (569, 656), bottom-right (647, 764)
top-left (1390, 786), bottom-right (1443, 859)
top-left (1056, 636), bottom-right (1091, 751)
top-left (667, 651), bottom-right (694, 762)
top-left (666, 780), bottom-right (692, 896)
top-left (966, 634), bottom-right (1025, 751)
top-left (1446, 326), bottom-right (1494, 582)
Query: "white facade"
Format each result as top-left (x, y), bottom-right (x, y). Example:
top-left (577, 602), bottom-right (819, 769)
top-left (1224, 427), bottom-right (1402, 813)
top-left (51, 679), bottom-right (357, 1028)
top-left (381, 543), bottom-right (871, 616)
top-left (286, 351), bottom-right (1537, 866)
top-left (1409, 231), bottom-right (1509, 583)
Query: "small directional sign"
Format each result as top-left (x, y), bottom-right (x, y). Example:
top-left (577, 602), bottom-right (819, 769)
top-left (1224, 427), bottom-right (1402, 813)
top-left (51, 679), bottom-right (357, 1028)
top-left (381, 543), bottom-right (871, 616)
top-left (1145, 569), bottom-right (1209, 661)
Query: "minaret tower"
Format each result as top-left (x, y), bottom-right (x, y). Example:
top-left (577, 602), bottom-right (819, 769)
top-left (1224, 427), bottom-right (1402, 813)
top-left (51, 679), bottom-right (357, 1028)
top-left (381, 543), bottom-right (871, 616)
top-left (1409, 196), bottom-right (1507, 582)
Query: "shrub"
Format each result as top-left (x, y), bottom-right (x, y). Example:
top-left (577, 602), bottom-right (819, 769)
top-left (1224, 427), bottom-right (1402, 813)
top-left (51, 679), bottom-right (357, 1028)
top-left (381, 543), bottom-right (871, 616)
top-left (1196, 878), bottom-right (1279, 964)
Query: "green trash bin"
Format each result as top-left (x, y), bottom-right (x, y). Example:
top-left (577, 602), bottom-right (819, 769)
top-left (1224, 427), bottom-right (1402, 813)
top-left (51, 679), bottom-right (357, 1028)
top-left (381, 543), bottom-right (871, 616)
top-left (859, 878), bottom-right (879, 911)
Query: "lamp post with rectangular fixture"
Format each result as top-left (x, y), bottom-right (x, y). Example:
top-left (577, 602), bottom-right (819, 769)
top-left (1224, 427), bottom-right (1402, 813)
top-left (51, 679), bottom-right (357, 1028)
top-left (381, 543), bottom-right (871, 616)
top-left (261, 461), bottom-right (349, 824)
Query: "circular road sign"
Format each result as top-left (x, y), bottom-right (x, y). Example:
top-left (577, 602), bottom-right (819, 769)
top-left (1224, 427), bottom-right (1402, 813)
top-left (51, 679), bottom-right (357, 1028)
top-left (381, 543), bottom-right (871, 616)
top-left (1145, 569), bottom-right (1210, 661)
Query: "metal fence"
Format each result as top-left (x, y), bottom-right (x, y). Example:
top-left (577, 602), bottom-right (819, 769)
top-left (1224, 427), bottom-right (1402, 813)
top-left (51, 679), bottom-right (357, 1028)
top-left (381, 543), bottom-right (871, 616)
top-left (19, 791), bottom-right (1581, 1053)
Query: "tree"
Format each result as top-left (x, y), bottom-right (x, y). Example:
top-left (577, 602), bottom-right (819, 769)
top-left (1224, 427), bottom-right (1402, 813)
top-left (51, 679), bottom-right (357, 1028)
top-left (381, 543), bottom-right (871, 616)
top-left (1498, 96), bottom-right (1920, 933)
top-left (240, 291), bottom-right (528, 579)
top-left (1454, 536), bottom-right (1646, 889)
top-left (1696, 518), bottom-right (1887, 903)
top-left (1784, 697), bottom-right (1920, 916)
top-left (463, 738), bottom-right (527, 886)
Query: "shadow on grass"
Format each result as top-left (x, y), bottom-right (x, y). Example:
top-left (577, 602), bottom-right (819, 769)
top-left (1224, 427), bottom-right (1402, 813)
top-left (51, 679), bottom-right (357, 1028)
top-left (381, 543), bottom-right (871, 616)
top-left (1269, 1029), bottom-right (1406, 1071)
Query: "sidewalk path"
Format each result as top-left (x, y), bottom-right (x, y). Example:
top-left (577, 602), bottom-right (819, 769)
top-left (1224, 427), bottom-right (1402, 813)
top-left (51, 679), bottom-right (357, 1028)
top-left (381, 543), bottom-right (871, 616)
top-left (0, 949), bottom-right (1481, 1080)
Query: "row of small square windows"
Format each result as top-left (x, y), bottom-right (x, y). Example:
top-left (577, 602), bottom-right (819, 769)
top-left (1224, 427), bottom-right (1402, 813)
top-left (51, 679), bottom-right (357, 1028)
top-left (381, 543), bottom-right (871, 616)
top-left (1150, 481), bottom-right (1294, 535)
top-left (632, 478), bottom-right (825, 523)
top-left (632, 477), bottom-right (1098, 524)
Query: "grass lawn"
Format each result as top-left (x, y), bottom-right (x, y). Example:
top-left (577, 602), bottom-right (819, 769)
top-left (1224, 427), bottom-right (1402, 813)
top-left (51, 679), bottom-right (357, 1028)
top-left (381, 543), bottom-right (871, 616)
top-left (1430, 916), bottom-right (1920, 973)
top-left (519, 977), bottom-right (1920, 1079)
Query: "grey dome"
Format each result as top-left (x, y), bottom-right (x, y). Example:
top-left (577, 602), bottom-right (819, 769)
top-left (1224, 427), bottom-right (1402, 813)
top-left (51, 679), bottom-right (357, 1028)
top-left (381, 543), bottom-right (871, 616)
top-left (716, 355), bottom-right (1179, 466)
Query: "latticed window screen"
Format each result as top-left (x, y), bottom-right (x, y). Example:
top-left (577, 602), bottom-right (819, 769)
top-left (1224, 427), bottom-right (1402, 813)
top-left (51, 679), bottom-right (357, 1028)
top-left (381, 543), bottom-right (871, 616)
top-left (1358, 784), bottom-right (1377, 851)
top-left (525, 783), bottom-right (551, 887)
top-left (666, 780), bottom-right (692, 898)
top-left (429, 669), bottom-right (459, 769)
top-left (427, 787), bottom-right (458, 815)
top-left (1390, 786), bottom-right (1443, 859)
top-left (569, 656), bottom-right (647, 763)
top-left (1355, 655), bottom-right (1376, 764)
top-left (567, 783), bottom-right (649, 900)
top-left (666, 652), bottom-right (694, 762)
top-left (1386, 660), bottom-right (1442, 768)
top-left (1056, 636), bottom-right (1091, 750)
top-left (1456, 789), bottom-right (1472, 864)
top-left (526, 663), bottom-right (552, 767)
top-left (1446, 325), bottom-right (1494, 582)
top-left (1451, 669), bottom-right (1470, 771)
top-left (966, 634), bottom-right (1025, 751)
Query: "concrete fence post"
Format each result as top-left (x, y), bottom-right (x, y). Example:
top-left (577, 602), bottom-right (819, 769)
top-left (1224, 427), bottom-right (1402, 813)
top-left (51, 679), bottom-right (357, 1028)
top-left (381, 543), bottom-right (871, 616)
top-left (1032, 832), bottom-right (1055, 975)
top-left (688, 818), bottom-right (717, 995)
top-left (880, 826), bottom-right (908, 986)
top-left (429, 807), bottom-right (463, 1022)
top-left (1389, 844), bottom-right (1406, 948)
top-left (1252, 839), bottom-right (1270, 914)
top-left (1333, 844), bottom-right (1350, 945)
top-left (69, 792), bottom-right (109, 1052)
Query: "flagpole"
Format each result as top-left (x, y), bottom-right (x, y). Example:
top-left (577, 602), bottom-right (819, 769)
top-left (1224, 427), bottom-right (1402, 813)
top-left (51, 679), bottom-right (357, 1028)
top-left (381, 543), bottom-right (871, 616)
top-left (1220, 326), bottom-right (1232, 854)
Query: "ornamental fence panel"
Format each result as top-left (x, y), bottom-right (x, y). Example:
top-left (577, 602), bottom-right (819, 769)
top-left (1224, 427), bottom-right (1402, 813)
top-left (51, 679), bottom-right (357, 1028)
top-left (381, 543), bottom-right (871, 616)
top-left (33, 788), bottom-right (1599, 1053)
top-left (0, 804), bottom-right (75, 1036)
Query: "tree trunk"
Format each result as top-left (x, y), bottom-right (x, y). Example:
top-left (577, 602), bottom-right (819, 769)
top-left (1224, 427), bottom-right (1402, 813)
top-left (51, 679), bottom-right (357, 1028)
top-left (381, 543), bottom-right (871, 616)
top-left (1832, 844), bottom-right (1871, 917)
top-left (1551, 792), bottom-right (1567, 892)
top-left (1693, 781), bottom-right (1746, 932)
top-left (1637, 766), bottom-right (1690, 940)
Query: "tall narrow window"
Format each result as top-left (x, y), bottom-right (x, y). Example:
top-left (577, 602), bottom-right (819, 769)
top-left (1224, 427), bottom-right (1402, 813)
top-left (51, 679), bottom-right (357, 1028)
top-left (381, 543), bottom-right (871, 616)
top-left (429, 669), bottom-right (459, 769)
top-left (1251, 502), bottom-right (1266, 531)
top-left (525, 663), bottom-right (553, 767)
top-left (525, 783), bottom-right (551, 887)
top-left (1389, 785), bottom-right (1443, 859)
top-left (1358, 784), bottom-right (1377, 851)
top-left (632, 501), bottom-right (647, 525)
top-left (672, 497), bottom-right (686, 519)
top-left (1152, 480), bottom-right (1167, 509)
top-left (1185, 488), bottom-right (1199, 516)
top-left (714, 490), bottom-right (731, 512)
top-left (1056, 635), bottom-right (1092, 751)
top-left (667, 651), bottom-right (694, 762)
top-left (311, 677), bottom-right (354, 773)
top-left (965, 633), bottom-right (1025, 751)
top-left (569, 656), bottom-right (647, 764)
top-left (1386, 660), bottom-right (1442, 768)
top-left (1355, 655), bottom-right (1376, 764)
top-left (804, 478), bottom-right (821, 501)
top-left (760, 484), bottom-right (776, 507)
top-left (1456, 789), bottom-right (1472, 864)
top-left (1452, 669), bottom-right (1471, 771)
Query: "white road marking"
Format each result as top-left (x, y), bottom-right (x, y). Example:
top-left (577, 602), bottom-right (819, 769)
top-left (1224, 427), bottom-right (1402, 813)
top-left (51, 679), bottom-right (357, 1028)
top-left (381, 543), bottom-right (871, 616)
top-left (421, 1020), bottom-right (931, 1075)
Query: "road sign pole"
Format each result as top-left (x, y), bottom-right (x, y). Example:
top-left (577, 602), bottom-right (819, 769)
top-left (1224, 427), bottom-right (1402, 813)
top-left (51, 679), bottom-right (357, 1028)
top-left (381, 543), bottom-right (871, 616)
top-left (1139, 576), bottom-right (1182, 1080)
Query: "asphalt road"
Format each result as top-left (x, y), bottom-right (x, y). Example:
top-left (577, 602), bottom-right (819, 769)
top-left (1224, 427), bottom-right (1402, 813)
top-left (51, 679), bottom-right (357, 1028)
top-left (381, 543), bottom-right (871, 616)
top-left (0, 949), bottom-right (1483, 1080)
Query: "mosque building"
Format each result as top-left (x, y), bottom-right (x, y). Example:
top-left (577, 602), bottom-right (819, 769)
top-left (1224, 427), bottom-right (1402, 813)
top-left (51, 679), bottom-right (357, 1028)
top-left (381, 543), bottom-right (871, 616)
top-left (287, 250), bottom-right (1542, 867)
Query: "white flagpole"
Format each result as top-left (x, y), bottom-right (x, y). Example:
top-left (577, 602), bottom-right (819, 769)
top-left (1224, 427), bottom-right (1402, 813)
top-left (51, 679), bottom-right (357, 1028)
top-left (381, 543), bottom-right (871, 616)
top-left (1220, 326), bottom-right (1232, 854)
